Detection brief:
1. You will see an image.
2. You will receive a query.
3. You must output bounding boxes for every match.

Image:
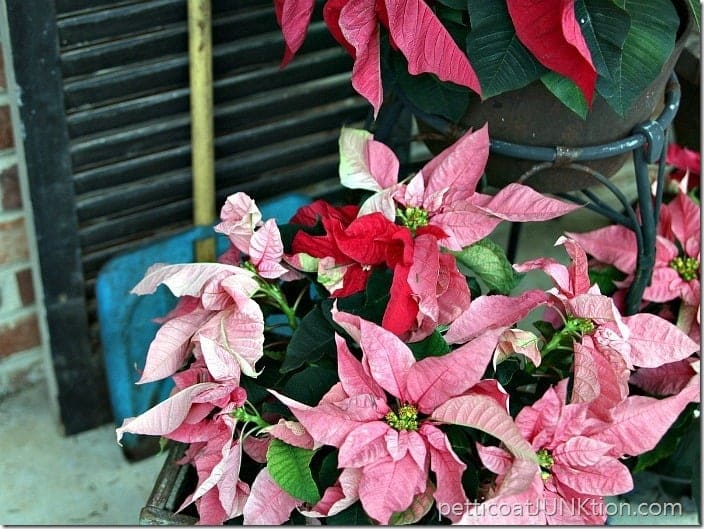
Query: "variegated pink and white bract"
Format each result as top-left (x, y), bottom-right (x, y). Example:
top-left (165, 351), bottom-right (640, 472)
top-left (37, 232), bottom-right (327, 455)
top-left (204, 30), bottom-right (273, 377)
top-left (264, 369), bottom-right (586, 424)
top-left (337, 125), bottom-right (580, 251)
top-left (115, 125), bottom-right (700, 525)
top-left (272, 308), bottom-right (535, 524)
top-left (466, 375), bottom-right (699, 525)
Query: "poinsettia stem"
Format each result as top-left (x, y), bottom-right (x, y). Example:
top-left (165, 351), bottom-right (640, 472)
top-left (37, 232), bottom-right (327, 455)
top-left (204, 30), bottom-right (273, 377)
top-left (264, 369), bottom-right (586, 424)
top-left (540, 317), bottom-right (589, 360)
top-left (541, 332), bottom-right (567, 358)
top-left (232, 402), bottom-right (270, 429)
top-left (257, 281), bottom-right (298, 330)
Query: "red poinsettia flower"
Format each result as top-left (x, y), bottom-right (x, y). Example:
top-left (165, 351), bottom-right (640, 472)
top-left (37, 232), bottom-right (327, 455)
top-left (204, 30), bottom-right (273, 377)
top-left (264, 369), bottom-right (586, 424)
top-left (666, 143), bottom-right (700, 192)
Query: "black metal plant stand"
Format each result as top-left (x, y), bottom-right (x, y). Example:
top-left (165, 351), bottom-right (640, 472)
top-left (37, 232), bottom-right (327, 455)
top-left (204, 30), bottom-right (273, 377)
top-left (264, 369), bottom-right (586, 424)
top-left (497, 74), bottom-right (680, 316)
top-left (390, 74), bottom-right (682, 316)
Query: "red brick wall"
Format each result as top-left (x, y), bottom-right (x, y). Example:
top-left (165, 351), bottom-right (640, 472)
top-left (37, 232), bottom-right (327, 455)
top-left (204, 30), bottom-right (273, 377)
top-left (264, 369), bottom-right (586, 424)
top-left (0, 41), bottom-right (45, 395)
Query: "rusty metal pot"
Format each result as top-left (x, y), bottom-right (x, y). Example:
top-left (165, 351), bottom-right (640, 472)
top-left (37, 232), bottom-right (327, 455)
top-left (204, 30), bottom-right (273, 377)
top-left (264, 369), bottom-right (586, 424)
top-left (421, 0), bottom-right (694, 193)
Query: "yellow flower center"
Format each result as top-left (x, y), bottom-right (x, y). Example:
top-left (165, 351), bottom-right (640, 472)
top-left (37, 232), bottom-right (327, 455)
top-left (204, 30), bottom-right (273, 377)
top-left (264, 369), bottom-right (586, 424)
top-left (385, 404), bottom-right (419, 431)
top-left (567, 316), bottom-right (595, 335)
top-left (397, 206), bottom-right (429, 232)
top-left (537, 448), bottom-right (554, 481)
top-left (669, 256), bottom-right (699, 281)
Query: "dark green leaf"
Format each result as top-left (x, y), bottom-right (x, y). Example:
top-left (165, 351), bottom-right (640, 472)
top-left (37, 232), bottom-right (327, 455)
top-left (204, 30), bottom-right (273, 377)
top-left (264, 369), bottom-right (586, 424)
top-left (465, 0), bottom-right (545, 98)
top-left (495, 356), bottom-right (522, 386)
top-left (687, 0), bottom-right (701, 30)
top-left (452, 238), bottom-right (522, 294)
top-left (461, 463), bottom-right (480, 504)
top-left (467, 276), bottom-right (482, 298)
top-left (600, 0), bottom-right (679, 115)
top-left (435, 0), bottom-right (468, 10)
top-left (389, 482), bottom-right (436, 524)
top-left (445, 425), bottom-right (473, 461)
top-left (239, 377), bottom-right (269, 404)
top-left (282, 366), bottom-right (338, 406)
top-left (588, 265), bottom-right (626, 296)
top-left (336, 269), bottom-right (391, 325)
top-left (533, 320), bottom-right (557, 342)
top-left (316, 450), bottom-right (341, 491)
top-left (326, 502), bottom-right (373, 525)
top-left (267, 439), bottom-right (320, 504)
top-left (688, 187), bottom-right (701, 205)
top-left (282, 306), bottom-right (335, 372)
top-left (278, 222), bottom-right (322, 253)
top-left (575, 0), bottom-right (631, 100)
top-left (435, 5), bottom-right (466, 25)
top-left (645, 405), bottom-right (699, 477)
top-left (391, 52), bottom-right (471, 122)
top-left (408, 330), bottom-right (451, 360)
top-left (541, 72), bottom-right (589, 119)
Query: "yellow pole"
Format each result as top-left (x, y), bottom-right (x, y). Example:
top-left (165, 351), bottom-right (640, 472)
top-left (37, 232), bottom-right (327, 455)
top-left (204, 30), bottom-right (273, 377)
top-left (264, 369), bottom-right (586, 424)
top-left (188, 0), bottom-right (216, 262)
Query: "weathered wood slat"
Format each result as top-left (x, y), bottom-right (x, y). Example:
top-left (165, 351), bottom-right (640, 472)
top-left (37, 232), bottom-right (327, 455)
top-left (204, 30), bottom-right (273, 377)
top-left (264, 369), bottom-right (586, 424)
top-left (55, 0), bottom-right (141, 17)
top-left (70, 74), bottom-right (359, 170)
top-left (75, 99), bottom-right (367, 219)
top-left (77, 129), bottom-right (343, 246)
top-left (66, 48), bottom-right (351, 137)
top-left (79, 154), bottom-right (343, 277)
top-left (58, 0), bottom-right (187, 48)
top-left (62, 22), bottom-right (334, 110)
top-left (60, 7), bottom-right (280, 79)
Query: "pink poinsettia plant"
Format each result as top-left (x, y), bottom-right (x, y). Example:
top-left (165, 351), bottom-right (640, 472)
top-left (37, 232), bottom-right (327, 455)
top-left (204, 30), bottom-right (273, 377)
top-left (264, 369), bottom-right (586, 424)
top-left (117, 127), bottom-right (700, 525)
top-left (274, 0), bottom-right (696, 118)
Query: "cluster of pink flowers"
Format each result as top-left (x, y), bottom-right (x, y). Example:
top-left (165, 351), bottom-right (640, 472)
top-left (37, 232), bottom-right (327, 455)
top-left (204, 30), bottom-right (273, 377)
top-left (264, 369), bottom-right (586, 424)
top-left (117, 127), bottom-right (700, 525)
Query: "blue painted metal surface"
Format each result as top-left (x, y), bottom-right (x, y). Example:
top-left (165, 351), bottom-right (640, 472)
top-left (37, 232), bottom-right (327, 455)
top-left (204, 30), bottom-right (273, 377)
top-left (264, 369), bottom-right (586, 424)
top-left (96, 193), bottom-right (310, 458)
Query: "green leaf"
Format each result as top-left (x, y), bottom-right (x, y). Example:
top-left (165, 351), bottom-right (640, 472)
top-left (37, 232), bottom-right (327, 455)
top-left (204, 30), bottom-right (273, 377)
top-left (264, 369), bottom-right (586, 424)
top-left (687, 0), bottom-right (701, 30)
top-left (389, 481), bottom-right (437, 525)
top-left (467, 276), bottom-right (482, 298)
top-left (465, 0), bottom-right (545, 98)
top-left (575, 0), bottom-right (631, 99)
top-left (445, 425), bottom-right (473, 460)
top-left (317, 450), bottom-right (341, 491)
top-left (282, 305), bottom-right (335, 372)
top-left (435, 0), bottom-right (468, 9)
top-left (541, 72), bottom-right (589, 119)
top-left (266, 439), bottom-right (320, 504)
top-left (588, 265), bottom-right (626, 296)
top-left (239, 377), bottom-right (269, 404)
top-left (452, 238), bottom-right (522, 294)
top-left (600, 0), bottom-right (679, 115)
top-left (435, 5), bottom-right (466, 24)
top-left (634, 404), bottom-right (697, 474)
top-left (533, 320), bottom-right (557, 342)
top-left (336, 268), bottom-right (391, 325)
top-left (408, 329), bottom-right (450, 360)
top-left (282, 366), bottom-right (338, 406)
top-left (495, 356), bottom-right (523, 387)
top-left (391, 52), bottom-right (471, 122)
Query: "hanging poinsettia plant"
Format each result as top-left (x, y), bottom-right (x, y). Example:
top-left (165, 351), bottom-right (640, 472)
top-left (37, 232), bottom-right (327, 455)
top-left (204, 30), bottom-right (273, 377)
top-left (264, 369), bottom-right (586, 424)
top-left (275, 0), bottom-right (699, 119)
top-left (116, 126), bottom-right (700, 524)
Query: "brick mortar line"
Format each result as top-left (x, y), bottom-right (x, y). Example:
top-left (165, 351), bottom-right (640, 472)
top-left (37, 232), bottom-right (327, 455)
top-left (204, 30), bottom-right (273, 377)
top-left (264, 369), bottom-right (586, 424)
top-left (0, 345), bottom-right (42, 367)
top-left (0, 347), bottom-right (46, 397)
top-left (0, 259), bottom-right (32, 274)
top-left (0, 208), bottom-right (23, 223)
top-left (0, 303), bottom-right (37, 326)
top-left (0, 149), bottom-right (16, 169)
